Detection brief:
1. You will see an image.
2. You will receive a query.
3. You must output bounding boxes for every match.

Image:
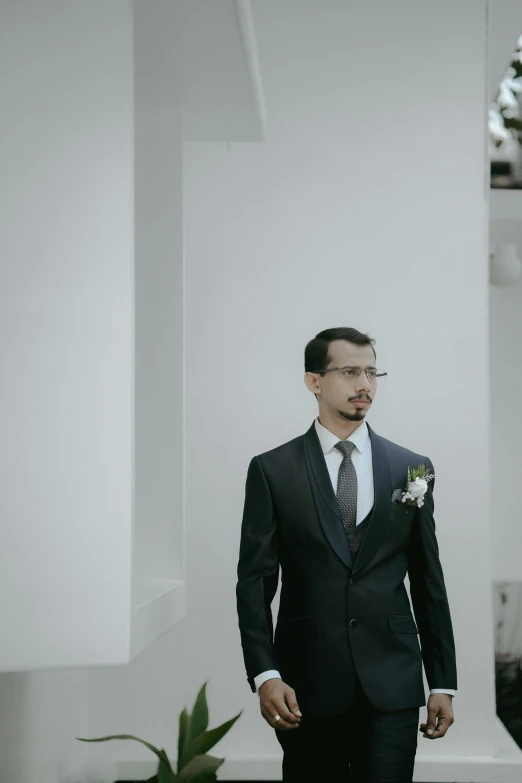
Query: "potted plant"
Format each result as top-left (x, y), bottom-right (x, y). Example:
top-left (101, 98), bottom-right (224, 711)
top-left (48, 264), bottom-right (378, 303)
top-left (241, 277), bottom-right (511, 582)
top-left (77, 681), bottom-right (242, 782)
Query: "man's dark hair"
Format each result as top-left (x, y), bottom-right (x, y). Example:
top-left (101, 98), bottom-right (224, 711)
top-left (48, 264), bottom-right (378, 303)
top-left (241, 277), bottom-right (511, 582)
top-left (304, 327), bottom-right (376, 376)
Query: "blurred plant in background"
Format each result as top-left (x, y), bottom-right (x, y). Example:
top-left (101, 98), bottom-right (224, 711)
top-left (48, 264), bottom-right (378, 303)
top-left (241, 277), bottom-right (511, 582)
top-left (490, 34), bottom-right (522, 148)
top-left (489, 34), bottom-right (522, 187)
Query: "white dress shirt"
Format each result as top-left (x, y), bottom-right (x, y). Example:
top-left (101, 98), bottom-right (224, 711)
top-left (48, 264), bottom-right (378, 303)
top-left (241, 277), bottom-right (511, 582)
top-left (253, 417), bottom-right (456, 697)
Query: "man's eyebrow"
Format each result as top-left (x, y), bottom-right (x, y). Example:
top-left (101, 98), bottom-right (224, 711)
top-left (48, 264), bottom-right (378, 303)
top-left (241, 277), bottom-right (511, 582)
top-left (339, 365), bottom-right (377, 370)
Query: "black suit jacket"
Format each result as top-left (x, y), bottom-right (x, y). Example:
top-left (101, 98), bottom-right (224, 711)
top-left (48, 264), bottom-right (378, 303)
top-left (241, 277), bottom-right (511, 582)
top-left (236, 420), bottom-right (457, 716)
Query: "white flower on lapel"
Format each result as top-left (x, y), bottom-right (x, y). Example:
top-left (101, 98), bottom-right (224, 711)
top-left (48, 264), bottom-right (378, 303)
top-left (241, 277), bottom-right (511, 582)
top-left (397, 464), bottom-right (434, 508)
top-left (408, 477), bottom-right (428, 499)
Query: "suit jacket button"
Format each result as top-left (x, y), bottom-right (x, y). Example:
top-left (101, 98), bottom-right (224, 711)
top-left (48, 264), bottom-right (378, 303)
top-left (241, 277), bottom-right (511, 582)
top-left (350, 618), bottom-right (358, 628)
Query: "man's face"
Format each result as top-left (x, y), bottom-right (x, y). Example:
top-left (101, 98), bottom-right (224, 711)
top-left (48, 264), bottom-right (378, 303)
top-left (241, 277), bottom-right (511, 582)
top-left (308, 340), bottom-right (377, 423)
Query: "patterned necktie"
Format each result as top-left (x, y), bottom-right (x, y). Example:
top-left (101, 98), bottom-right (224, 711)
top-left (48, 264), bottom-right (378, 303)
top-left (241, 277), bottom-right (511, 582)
top-left (334, 440), bottom-right (358, 534)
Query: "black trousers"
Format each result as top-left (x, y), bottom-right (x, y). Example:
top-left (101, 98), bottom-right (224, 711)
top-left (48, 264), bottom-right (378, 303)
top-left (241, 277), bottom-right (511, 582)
top-left (274, 676), bottom-right (420, 783)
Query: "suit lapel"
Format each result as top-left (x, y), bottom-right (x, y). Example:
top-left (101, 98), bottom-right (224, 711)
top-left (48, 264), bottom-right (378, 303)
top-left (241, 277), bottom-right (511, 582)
top-left (303, 422), bottom-right (354, 571)
top-left (302, 420), bottom-right (392, 576)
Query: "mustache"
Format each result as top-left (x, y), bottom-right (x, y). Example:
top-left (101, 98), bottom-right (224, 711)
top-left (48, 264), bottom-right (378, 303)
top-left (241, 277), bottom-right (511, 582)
top-left (349, 396), bottom-right (372, 402)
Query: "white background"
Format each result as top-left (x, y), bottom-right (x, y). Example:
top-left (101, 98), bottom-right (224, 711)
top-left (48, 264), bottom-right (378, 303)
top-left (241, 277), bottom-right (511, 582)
top-left (2, 0), bottom-right (521, 780)
top-left (90, 0), bottom-right (494, 771)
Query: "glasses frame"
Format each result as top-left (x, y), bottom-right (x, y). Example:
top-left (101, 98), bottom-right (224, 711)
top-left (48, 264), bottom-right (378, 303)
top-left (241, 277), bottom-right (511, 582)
top-left (310, 366), bottom-right (387, 381)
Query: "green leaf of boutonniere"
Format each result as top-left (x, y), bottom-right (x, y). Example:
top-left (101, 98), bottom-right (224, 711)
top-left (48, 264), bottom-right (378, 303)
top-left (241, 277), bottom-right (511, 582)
top-left (407, 463), bottom-right (434, 483)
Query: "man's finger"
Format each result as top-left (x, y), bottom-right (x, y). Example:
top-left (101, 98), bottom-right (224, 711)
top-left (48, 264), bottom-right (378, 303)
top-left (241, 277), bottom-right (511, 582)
top-left (284, 688), bottom-right (302, 718)
top-left (274, 695), bottom-right (300, 724)
top-left (424, 708), bottom-right (438, 735)
top-left (420, 715), bottom-right (452, 739)
top-left (262, 709), bottom-right (298, 731)
top-left (427, 721), bottom-right (448, 738)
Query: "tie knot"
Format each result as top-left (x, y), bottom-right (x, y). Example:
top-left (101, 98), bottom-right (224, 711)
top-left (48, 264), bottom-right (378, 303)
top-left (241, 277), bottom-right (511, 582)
top-left (334, 440), bottom-right (356, 459)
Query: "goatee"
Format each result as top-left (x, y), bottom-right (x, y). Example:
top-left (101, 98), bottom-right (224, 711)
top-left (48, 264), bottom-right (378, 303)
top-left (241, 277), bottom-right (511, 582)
top-left (338, 410), bottom-right (365, 422)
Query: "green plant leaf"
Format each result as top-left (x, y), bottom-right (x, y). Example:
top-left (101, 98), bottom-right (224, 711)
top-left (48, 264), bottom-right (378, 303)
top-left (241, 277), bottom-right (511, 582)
top-left (177, 707), bottom-right (191, 771)
top-left (157, 751), bottom-right (178, 783)
top-left (178, 753), bottom-right (224, 782)
top-left (189, 681), bottom-right (209, 742)
top-left (414, 464), bottom-right (423, 478)
top-left (186, 711), bottom-right (243, 759)
top-left (76, 734), bottom-right (174, 774)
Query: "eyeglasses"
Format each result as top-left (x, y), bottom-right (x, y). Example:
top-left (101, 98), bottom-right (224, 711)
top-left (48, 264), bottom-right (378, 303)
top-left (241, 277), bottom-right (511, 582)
top-left (311, 366), bottom-right (387, 382)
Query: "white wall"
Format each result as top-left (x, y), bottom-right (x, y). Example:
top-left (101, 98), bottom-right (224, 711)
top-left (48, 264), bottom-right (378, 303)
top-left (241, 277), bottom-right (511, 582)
top-left (0, 0), bottom-right (134, 671)
top-left (0, 0), bottom-right (508, 780)
top-left (0, 671), bottom-right (91, 783)
top-left (489, 218), bottom-right (522, 583)
top-left (88, 0), bottom-right (498, 778)
top-left (0, 0), bottom-right (133, 778)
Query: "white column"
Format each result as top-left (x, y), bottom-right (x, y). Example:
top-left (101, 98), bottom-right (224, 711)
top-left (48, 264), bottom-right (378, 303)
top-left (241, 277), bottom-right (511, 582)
top-left (132, 0), bottom-right (186, 654)
top-left (0, 0), bottom-right (186, 672)
top-left (0, 0), bottom-right (134, 670)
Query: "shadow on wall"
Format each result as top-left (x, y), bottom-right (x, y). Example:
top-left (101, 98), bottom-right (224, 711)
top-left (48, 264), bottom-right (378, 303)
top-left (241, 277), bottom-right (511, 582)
top-left (494, 581), bottom-right (522, 747)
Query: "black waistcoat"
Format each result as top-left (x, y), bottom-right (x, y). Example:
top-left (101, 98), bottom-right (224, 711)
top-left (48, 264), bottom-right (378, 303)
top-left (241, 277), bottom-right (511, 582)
top-left (346, 507), bottom-right (373, 559)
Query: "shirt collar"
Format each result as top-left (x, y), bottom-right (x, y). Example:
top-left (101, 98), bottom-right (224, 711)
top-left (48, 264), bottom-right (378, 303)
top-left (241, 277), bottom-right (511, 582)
top-left (314, 416), bottom-right (370, 455)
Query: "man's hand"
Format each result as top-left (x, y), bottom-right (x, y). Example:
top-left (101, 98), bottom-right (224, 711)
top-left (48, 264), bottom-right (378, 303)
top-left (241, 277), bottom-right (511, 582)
top-left (420, 693), bottom-right (454, 739)
top-left (259, 678), bottom-right (302, 731)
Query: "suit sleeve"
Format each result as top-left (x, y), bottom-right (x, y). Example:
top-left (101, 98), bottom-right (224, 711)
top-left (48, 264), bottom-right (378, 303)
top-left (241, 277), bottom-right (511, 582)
top-left (407, 456), bottom-right (457, 691)
top-left (236, 455), bottom-right (280, 693)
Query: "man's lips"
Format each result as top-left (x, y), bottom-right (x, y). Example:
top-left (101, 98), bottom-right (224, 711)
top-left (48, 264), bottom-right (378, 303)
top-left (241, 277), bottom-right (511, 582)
top-left (351, 399), bottom-right (370, 405)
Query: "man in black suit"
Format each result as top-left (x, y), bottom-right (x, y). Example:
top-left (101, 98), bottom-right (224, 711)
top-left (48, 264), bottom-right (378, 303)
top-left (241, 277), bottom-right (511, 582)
top-left (236, 327), bottom-right (457, 782)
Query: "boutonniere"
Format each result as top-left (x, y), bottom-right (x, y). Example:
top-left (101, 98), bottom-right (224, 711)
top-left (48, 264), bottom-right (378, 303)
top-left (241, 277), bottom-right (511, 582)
top-left (396, 464), bottom-right (435, 508)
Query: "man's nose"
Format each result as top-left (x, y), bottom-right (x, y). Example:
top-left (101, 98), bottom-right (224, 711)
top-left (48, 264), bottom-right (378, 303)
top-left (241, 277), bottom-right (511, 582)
top-left (355, 373), bottom-right (372, 392)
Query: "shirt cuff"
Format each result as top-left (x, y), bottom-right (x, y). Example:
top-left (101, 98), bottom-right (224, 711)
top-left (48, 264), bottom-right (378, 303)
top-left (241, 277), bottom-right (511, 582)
top-left (253, 669), bottom-right (282, 694)
top-left (430, 688), bottom-right (456, 696)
